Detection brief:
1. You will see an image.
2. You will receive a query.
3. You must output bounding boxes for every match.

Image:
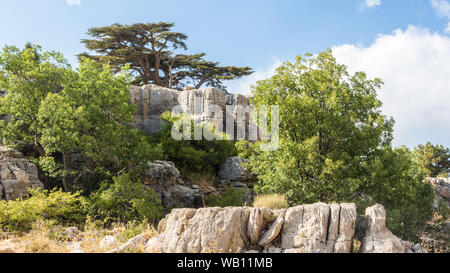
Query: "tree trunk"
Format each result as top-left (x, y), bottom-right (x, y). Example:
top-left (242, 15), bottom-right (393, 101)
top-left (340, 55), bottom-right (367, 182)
top-left (195, 76), bottom-right (207, 89)
top-left (62, 152), bottom-right (69, 192)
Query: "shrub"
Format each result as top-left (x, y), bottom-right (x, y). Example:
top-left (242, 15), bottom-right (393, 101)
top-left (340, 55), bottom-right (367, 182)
top-left (88, 172), bottom-right (163, 224)
top-left (0, 188), bottom-right (86, 232)
top-left (151, 112), bottom-right (237, 173)
top-left (206, 187), bottom-right (246, 207)
top-left (253, 194), bottom-right (289, 209)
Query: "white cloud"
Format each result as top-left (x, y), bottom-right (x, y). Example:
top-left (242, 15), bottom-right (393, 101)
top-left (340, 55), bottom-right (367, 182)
top-left (225, 58), bottom-right (282, 95)
top-left (365, 0), bottom-right (382, 8)
top-left (332, 26), bottom-right (450, 147)
top-left (431, 0), bottom-right (450, 18)
top-left (446, 22), bottom-right (450, 33)
top-left (66, 0), bottom-right (81, 6)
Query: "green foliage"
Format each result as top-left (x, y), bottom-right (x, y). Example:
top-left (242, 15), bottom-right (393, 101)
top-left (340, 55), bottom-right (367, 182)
top-left (205, 187), bottom-right (246, 207)
top-left (246, 50), bottom-right (394, 205)
top-left (87, 172), bottom-right (163, 224)
top-left (413, 142), bottom-right (449, 178)
top-left (1, 44), bottom-right (162, 192)
top-left (0, 188), bottom-right (86, 232)
top-left (80, 22), bottom-right (253, 89)
top-left (0, 44), bottom-right (70, 150)
top-left (242, 50), bottom-right (435, 241)
top-left (151, 112), bottom-right (237, 173)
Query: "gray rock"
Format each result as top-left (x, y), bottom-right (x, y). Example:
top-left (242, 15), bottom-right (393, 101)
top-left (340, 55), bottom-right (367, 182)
top-left (258, 210), bottom-right (285, 247)
top-left (360, 204), bottom-right (426, 253)
top-left (143, 161), bottom-right (202, 209)
top-left (130, 84), bottom-right (251, 138)
top-left (217, 156), bottom-right (252, 182)
top-left (0, 146), bottom-right (44, 201)
top-left (99, 235), bottom-right (118, 249)
top-left (112, 234), bottom-right (147, 253)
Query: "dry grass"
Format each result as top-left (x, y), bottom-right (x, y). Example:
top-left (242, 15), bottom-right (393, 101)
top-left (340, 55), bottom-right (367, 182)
top-left (253, 194), bottom-right (289, 210)
top-left (2, 218), bottom-right (158, 253)
top-left (185, 171), bottom-right (216, 190)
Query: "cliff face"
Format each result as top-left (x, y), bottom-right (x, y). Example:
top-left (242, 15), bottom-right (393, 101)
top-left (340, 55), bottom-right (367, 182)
top-left (130, 84), bottom-right (251, 138)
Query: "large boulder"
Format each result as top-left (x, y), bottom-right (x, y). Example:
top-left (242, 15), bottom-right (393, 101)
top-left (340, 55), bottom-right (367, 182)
top-left (360, 204), bottom-right (426, 253)
top-left (0, 146), bottom-right (44, 201)
top-left (143, 161), bottom-right (202, 209)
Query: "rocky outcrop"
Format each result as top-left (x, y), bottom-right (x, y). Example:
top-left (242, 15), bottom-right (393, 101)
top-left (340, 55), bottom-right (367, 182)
top-left (145, 203), bottom-right (424, 253)
top-left (143, 161), bottom-right (203, 209)
top-left (424, 177), bottom-right (450, 208)
top-left (360, 204), bottom-right (426, 253)
top-left (130, 84), bottom-right (251, 138)
top-left (217, 156), bottom-right (253, 183)
top-left (0, 146), bottom-right (44, 201)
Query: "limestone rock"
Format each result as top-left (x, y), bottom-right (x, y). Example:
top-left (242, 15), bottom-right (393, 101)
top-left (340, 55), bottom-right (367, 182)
top-left (99, 235), bottom-right (118, 249)
top-left (334, 203), bottom-right (357, 253)
top-left (247, 208), bottom-right (272, 244)
top-left (281, 203), bottom-right (330, 253)
top-left (64, 227), bottom-right (82, 241)
top-left (217, 156), bottom-right (252, 182)
top-left (361, 204), bottom-right (424, 253)
top-left (145, 234), bottom-right (165, 253)
top-left (112, 234), bottom-right (147, 253)
top-left (160, 207), bottom-right (252, 253)
top-left (0, 239), bottom-right (17, 253)
top-left (258, 210), bottom-right (285, 247)
top-left (130, 84), bottom-right (251, 139)
top-left (0, 146), bottom-right (44, 201)
top-left (143, 161), bottom-right (202, 209)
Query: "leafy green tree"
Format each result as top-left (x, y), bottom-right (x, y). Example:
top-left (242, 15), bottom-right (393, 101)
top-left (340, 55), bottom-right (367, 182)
top-left (0, 44), bottom-right (70, 155)
top-left (246, 50), bottom-right (394, 204)
top-left (241, 50), bottom-right (434, 241)
top-left (80, 22), bottom-right (253, 89)
top-left (413, 142), bottom-right (449, 178)
top-left (1, 45), bottom-right (161, 192)
top-left (88, 172), bottom-right (162, 223)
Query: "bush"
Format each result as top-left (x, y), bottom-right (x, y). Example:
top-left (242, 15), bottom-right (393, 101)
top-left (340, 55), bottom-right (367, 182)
top-left (88, 172), bottom-right (163, 224)
top-left (151, 112), bottom-right (237, 173)
top-left (253, 194), bottom-right (289, 209)
top-left (206, 187), bottom-right (246, 207)
top-left (0, 188), bottom-right (86, 232)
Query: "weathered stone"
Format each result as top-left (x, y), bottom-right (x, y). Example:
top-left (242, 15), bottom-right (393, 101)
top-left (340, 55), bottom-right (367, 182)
top-left (160, 207), bottom-right (252, 253)
top-left (64, 227), bottom-right (82, 241)
top-left (0, 146), bottom-right (44, 201)
top-left (360, 204), bottom-right (424, 253)
top-left (145, 234), bottom-right (165, 253)
top-left (0, 239), bottom-right (17, 253)
top-left (258, 210), bottom-right (285, 247)
top-left (282, 203), bottom-right (330, 253)
top-left (130, 85), bottom-right (251, 139)
top-left (334, 203), bottom-right (357, 253)
top-left (112, 234), bottom-right (147, 253)
top-left (143, 161), bottom-right (202, 209)
top-left (247, 208), bottom-right (272, 244)
top-left (99, 235), bottom-right (118, 249)
top-left (217, 156), bottom-right (252, 182)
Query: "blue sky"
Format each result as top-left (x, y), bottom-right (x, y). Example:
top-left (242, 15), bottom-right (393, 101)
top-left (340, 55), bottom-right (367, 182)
top-left (1, 0), bottom-right (449, 148)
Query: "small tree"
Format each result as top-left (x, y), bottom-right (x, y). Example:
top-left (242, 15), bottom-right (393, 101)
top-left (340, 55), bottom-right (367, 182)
top-left (413, 142), bottom-right (450, 178)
